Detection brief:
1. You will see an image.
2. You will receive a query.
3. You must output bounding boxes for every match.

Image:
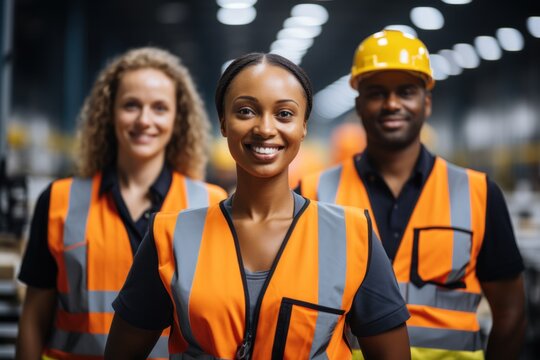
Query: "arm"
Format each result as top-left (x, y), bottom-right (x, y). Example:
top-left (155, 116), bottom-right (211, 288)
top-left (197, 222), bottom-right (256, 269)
top-left (357, 323), bottom-right (410, 360)
top-left (105, 314), bottom-right (161, 360)
top-left (349, 213), bottom-right (411, 358)
top-left (477, 180), bottom-right (526, 359)
top-left (106, 216), bottom-right (173, 359)
top-left (15, 287), bottom-right (57, 360)
top-left (481, 276), bottom-right (526, 360)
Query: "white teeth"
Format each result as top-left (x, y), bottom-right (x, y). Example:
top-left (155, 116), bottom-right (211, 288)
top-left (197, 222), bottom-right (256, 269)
top-left (252, 146), bottom-right (279, 155)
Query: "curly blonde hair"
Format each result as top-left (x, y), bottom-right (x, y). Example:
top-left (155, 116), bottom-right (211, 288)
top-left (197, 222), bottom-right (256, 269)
top-left (76, 47), bottom-right (209, 180)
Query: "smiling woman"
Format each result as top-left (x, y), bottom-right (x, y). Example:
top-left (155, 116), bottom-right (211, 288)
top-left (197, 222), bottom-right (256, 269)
top-left (104, 53), bottom-right (411, 360)
top-left (15, 47), bottom-right (227, 360)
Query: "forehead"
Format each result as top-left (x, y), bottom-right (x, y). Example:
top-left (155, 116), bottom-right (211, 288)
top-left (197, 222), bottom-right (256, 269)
top-left (118, 68), bottom-right (175, 90)
top-left (358, 70), bottom-right (425, 89)
top-left (226, 63), bottom-right (305, 100)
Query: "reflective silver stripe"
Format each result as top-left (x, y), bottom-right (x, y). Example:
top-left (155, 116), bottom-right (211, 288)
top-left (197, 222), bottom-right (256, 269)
top-left (171, 207), bottom-right (208, 352)
top-left (446, 163), bottom-right (472, 283)
top-left (48, 329), bottom-right (169, 358)
top-left (317, 166), bottom-right (342, 203)
top-left (399, 282), bottom-right (481, 313)
top-left (149, 336), bottom-right (170, 359)
top-left (184, 178), bottom-right (209, 209)
top-left (408, 326), bottom-right (484, 352)
top-left (62, 177), bottom-right (93, 312)
top-left (309, 203), bottom-right (347, 358)
top-left (58, 291), bottom-right (117, 313)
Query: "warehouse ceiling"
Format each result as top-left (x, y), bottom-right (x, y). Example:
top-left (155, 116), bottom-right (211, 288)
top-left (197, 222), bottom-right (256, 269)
top-left (12, 0), bottom-right (540, 130)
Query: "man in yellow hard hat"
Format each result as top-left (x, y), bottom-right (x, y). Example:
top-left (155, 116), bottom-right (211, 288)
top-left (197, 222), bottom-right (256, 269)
top-left (299, 30), bottom-right (526, 359)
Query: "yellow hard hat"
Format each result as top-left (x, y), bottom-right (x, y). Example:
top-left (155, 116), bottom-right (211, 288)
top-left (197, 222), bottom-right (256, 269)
top-left (350, 30), bottom-right (435, 90)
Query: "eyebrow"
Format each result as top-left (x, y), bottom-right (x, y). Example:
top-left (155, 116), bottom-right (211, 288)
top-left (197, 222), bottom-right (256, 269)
top-left (234, 95), bottom-right (300, 106)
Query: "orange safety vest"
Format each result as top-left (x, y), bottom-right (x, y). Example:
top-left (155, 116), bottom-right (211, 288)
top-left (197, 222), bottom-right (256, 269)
top-left (301, 156), bottom-right (487, 360)
top-left (46, 171), bottom-right (227, 360)
top-left (152, 196), bottom-right (372, 359)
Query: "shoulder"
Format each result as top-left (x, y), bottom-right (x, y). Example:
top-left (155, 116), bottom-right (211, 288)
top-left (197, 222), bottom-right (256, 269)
top-left (171, 172), bottom-right (228, 200)
top-left (312, 201), bottom-right (371, 236)
top-left (438, 158), bottom-right (487, 188)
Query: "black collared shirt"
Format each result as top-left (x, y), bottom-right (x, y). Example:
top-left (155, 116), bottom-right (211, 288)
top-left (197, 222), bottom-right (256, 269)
top-left (354, 146), bottom-right (524, 281)
top-left (18, 166), bottom-right (172, 288)
top-left (355, 147), bottom-right (434, 261)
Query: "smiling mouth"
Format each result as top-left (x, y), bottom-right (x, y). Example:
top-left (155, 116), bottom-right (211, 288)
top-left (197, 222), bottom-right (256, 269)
top-left (245, 144), bottom-right (284, 156)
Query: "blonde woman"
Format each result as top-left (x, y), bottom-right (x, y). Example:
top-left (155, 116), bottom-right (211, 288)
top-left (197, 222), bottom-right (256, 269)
top-left (16, 47), bottom-right (227, 360)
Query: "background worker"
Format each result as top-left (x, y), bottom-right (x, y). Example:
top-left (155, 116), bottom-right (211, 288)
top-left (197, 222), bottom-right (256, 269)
top-left (15, 47), bottom-right (227, 360)
top-left (299, 30), bottom-right (526, 359)
top-left (105, 52), bottom-right (411, 360)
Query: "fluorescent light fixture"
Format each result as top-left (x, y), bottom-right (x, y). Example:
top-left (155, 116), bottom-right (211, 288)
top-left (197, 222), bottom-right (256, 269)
top-left (217, 7), bottom-right (256, 25)
top-left (440, 0), bottom-right (472, 4)
top-left (270, 49), bottom-right (303, 64)
top-left (496, 27), bottom-right (524, 51)
top-left (410, 7), bottom-right (444, 30)
top-left (271, 38), bottom-right (314, 52)
top-left (384, 25), bottom-right (418, 38)
top-left (474, 36), bottom-right (502, 60)
top-left (527, 16), bottom-right (540, 38)
top-left (313, 75), bottom-right (357, 121)
top-left (453, 43), bottom-right (480, 68)
top-left (430, 54), bottom-right (450, 80)
top-left (217, 0), bottom-right (257, 9)
top-left (291, 4), bottom-right (329, 26)
top-left (277, 26), bottom-right (322, 39)
top-left (438, 49), bottom-right (462, 75)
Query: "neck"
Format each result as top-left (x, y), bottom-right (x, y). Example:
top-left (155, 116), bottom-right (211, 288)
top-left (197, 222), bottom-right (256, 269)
top-left (232, 167), bottom-right (294, 221)
top-left (116, 153), bottom-right (165, 191)
top-left (365, 141), bottom-right (421, 198)
top-left (366, 141), bottom-right (421, 177)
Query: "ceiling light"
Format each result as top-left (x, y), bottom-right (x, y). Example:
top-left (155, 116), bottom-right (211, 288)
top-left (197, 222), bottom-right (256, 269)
top-left (384, 25), bottom-right (417, 38)
top-left (271, 38), bottom-right (314, 52)
top-left (410, 7), bottom-right (444, 30)
top-left (216, 0), bottom-right (257, 9)
top-left (217, 7), bottom-right (256, 25)
top-left (440, 0), bottom-right (472, 4)
top-left (270, 49), bottom-right (303, 64)
top-left (278, 26), bottom-right (322, 39)
top-left (453, 43), bottom-right (480, 68)
top-left (527, 16), bottom-right (540, 38)
top-left (496, 28), bottom-right (524, 51)
top-left (291, 4), bottom-right (329, 26)
top-left (430, 54), bottom-right (450, 80)
top-left (438, 49), bottom-right (462, 75)
top-left (474, 36), bottom-right (502, 60)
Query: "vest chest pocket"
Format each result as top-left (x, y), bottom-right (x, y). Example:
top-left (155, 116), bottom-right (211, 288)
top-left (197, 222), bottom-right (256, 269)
top-left (410, 226), bottom-right (473, 289)
top-left (271, 297), bottom-right (345, 360)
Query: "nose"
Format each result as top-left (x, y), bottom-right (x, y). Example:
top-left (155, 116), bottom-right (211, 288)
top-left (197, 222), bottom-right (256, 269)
top-left (253, 113), bottom-right (277, 138)
top-left (135, 106), bottom-right (152, 127)
top-left (383, 92), bottom-right (402, 112)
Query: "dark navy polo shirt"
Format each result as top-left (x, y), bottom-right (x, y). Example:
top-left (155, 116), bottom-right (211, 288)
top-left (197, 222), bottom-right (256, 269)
top-left (18, 165), bottom-right (172, 288)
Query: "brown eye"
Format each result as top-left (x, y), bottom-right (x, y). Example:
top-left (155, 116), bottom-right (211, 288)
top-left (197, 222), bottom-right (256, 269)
top-left (154, 103), bottom-right (168, 113)
top-left (123, 100), bottom-right (139, 110)
top-left (237, 107), bottom-right (255, 117)
top-left (277, 110), bottom-right (293, 119)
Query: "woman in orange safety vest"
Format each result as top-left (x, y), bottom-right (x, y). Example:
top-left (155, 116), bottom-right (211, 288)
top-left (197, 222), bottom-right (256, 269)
top-left (105, 53), bottom-right (411, 360)
top-left (16, 47), bottom-right (227, 360)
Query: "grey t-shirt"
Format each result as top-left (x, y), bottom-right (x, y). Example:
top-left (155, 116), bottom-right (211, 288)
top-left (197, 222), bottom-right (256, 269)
top-left (244, 268), bottom-right (270, 326)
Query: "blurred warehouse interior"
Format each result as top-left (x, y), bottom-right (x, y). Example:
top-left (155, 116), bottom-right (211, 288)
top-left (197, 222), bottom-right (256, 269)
top-left (1, 0), bottom-right (540, 358)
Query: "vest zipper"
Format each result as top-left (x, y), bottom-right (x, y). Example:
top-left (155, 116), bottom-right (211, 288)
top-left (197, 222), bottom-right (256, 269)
top-left (221, 197), bottom-right (310, 360)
